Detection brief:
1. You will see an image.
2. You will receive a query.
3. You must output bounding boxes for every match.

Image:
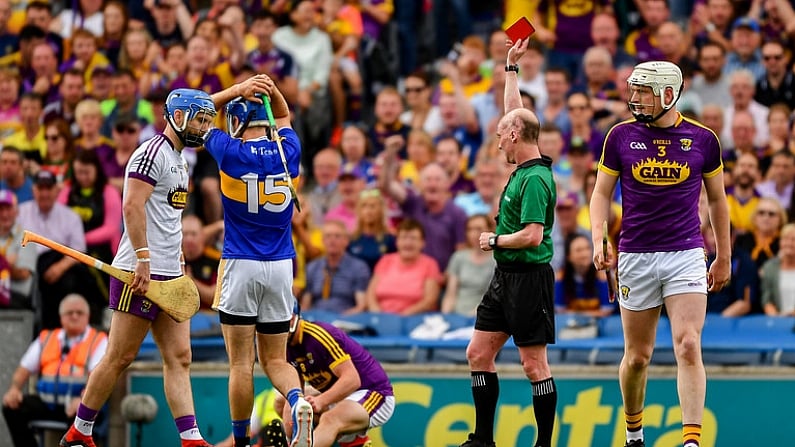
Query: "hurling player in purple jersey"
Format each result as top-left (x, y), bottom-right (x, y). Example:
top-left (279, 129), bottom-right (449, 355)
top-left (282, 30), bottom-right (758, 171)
top-left (590, 61), bottom-right (731, 447)
top-left (281, 303), bottom-right (395, 447)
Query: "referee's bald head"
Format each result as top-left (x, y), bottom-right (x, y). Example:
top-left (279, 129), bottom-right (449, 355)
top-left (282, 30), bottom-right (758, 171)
top-left (499, 108), bottom-right (540, 144)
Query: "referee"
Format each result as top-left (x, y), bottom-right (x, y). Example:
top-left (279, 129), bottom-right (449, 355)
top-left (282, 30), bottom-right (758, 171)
top-left (459, 37), bottom-right (558, 447)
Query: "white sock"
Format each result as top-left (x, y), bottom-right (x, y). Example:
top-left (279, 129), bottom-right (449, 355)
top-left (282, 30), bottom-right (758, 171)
top-left (179, 427), bottom-right (203, 440)
top-left (626, 429), bottom-right (644, 441)
top-left (74, 417), bottom-right (94, 436)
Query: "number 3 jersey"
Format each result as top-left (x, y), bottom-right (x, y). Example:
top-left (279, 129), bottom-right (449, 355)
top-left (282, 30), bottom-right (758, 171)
top-left (599, 114), bottom-right (723, 253)
top-left (204, 127), bottom-right (301, 261)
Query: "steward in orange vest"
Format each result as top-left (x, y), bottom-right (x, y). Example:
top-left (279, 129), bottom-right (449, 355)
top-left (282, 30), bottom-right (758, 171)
top-left (36, 326), bottom-right (107, 407)
top-left (2, 294), bottom-right (107, 447)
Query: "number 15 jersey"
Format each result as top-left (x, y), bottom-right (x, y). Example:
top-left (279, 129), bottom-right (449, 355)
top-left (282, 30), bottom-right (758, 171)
top-left (204, 127), bottom-right (301, 261)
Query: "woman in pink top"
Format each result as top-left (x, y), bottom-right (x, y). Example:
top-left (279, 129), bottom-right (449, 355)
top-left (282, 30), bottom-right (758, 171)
top-left (57, 150), bottom-right (122, 267)
top-left (365, 218), bottom-right (441, 315)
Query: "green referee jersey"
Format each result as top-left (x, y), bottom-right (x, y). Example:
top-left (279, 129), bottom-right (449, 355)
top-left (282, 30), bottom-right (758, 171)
top-left (494, 156), bottom-right (556, 264)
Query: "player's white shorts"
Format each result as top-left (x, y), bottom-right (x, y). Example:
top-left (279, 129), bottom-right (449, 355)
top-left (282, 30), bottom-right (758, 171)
top-left (617, 248), bottom-right (708, 311)
top-left (336, 389), bottom-right (395, 443)
top-left (213, 258), bottom-right (293, 322)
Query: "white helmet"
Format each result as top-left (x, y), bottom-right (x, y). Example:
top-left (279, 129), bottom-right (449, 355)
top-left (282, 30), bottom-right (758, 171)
top-left (627, 61), bottom-right (683, 123)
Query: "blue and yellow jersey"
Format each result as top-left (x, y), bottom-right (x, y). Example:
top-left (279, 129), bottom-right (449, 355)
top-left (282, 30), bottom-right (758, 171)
top-left (204, 127), bottom-right (301, 261)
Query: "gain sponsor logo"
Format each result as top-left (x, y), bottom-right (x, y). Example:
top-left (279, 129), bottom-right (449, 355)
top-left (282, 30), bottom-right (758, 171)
top-left (632, 158), bottom-right (690, 185)
top-left (629, 141), bottom-right (648, 150)
top-left (168, 187), bottom-right (189, 209)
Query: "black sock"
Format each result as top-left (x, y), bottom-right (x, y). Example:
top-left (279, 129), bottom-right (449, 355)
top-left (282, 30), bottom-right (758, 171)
top-left (471, 371), bottom-right (499, 442)
top-left (532, 377), bottom-right (557, 447)
top-left (234, 436), bottom-right (250, 447)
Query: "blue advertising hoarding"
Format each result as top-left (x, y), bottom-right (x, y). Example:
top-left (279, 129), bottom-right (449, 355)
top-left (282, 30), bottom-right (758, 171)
top-left (128, 373), bottom-right (795, 446)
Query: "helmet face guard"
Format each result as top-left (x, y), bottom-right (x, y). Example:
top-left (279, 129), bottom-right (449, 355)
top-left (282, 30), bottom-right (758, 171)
top-left (626, 61), bottom-right (683, 123)
top-left (226, 97), bottom-right (270, 139)
top-left (164, 88), bottom-right (217, 147)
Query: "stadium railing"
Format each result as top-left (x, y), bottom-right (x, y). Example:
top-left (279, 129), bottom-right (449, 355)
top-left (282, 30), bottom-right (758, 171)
top-left (135, 311), bottom-right (795, 366)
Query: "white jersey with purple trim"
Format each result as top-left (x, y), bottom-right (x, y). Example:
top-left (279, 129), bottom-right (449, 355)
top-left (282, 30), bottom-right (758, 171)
top-left (112, 133), bottom-right (189, 275)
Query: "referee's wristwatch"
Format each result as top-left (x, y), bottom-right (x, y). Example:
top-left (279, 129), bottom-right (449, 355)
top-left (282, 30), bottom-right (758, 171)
top-left (488, 234), bottom-right (499, 249)
top-left (505, 64), bottom-right (519, 74)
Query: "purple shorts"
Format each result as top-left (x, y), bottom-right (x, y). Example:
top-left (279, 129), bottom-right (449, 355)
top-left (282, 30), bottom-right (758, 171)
top-left (109, 274), bottom-right (179, 321)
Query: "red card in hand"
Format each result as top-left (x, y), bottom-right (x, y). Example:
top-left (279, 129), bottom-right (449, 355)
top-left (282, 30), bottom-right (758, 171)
top-left (505, 17), bottom-right (536, 43)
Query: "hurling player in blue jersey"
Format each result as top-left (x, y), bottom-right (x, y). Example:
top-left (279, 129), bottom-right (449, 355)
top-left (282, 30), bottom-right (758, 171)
top-left (205, 74), bottom-right (312, 447)
top-left (590, 62), bottom-right (731, 447)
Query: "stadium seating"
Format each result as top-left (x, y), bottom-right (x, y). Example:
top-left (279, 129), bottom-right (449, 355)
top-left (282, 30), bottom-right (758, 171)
top-left (134, 312), bottom-right (795, 366)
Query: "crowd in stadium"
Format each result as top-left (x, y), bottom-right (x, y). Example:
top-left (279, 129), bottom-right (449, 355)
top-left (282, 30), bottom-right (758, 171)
top-left (0, 0), bottom-right (793, 333)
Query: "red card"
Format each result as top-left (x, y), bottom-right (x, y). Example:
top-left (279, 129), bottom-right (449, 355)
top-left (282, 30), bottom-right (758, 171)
top-left (505, 17), bottom-right (536, 43)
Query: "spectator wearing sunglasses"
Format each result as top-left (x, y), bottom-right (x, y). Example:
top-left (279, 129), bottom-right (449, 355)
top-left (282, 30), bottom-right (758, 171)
top-left (734, 197), bottom-right (787, 271)
top-left (39, 117), bottom-right (77, 183)
top-left (754, 40), bottom-right (795, 109)
top-left (100, 113), bottom-right (141, 192)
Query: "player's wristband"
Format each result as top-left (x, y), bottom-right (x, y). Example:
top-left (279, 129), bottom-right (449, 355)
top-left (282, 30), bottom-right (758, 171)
top-left (135, 247), bottom-right (149, 253)
top-left (136, 258), bottom-right (151, 263)
top-left (505, 64), bottom-right (519, 73)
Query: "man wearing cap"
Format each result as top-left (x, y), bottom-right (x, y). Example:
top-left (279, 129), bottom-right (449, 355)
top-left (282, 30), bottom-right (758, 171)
top-left (0, 189), bottom-right (38, 308)
top-left (724, 16), bottom-right (765, 81)
top-left (17, 170), bottom-right (98, 329)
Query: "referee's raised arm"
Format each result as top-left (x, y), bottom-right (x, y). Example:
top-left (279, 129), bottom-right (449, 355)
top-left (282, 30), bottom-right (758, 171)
top-left (503, 38), bottom-right (530, 113)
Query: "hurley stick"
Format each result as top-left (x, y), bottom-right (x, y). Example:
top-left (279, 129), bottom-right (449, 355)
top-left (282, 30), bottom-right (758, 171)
top-left (261, 94), bottom-right (301, 212)
top-left (22, 231), bottom-right (199, 322)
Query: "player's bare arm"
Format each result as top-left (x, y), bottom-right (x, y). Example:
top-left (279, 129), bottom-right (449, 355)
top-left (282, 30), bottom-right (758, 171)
top-left (124, 178), bottom-right (155, 295)
top-left (590, 171), bottom-right (619, 270)
top-left (504, 38), bottom-right (529, 113)
top-left (211, 74), bottom-right (274, 109)
top-left (305, 360), bottom-right (360, 413)
top-left (704, 173), bottom-right (732, 291)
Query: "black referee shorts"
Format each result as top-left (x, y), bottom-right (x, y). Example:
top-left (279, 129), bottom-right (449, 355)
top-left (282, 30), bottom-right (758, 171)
top-left (475, 262), bottom-right (556, 346)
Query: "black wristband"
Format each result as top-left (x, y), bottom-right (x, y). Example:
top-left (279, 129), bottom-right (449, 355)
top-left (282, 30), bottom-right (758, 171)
top-left (505, 64), bottom-right (519, 73)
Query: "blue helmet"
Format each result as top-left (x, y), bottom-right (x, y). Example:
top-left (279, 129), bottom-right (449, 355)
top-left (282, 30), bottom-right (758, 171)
top-left (226, 97), bottom-right (270, 138)
top-left (164, 88), bottom-right (217, 146)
